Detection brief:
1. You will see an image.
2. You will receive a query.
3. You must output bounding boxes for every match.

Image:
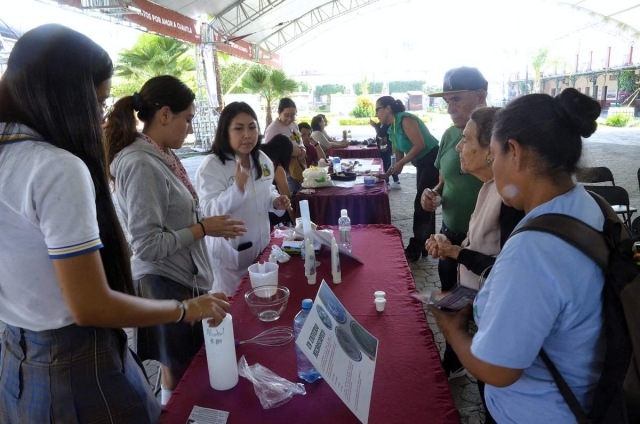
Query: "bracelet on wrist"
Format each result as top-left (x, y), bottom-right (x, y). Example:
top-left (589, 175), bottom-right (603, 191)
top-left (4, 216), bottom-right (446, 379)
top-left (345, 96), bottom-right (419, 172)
top-left (174, 300), bottom-right (186, 323)
top-left (198, 221), bottom-right (206, 237)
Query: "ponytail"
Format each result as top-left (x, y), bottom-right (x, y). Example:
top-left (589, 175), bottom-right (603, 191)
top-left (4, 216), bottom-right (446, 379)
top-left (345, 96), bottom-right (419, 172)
top-left (104, 96), bottom-right (138, 182)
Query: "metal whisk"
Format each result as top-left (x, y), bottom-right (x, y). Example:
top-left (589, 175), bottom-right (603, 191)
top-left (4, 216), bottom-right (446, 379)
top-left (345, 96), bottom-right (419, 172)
top-left (235, 326), bottom-right (294, 347)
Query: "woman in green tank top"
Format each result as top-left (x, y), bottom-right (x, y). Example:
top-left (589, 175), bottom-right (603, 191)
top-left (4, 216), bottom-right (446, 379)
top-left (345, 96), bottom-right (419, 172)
top-left (374, 96), bottom-right (440, 262)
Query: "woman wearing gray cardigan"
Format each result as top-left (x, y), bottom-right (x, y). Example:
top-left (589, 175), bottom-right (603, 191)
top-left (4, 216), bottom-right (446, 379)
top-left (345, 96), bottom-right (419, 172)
top-left (106, 76), bottom-right (246, 405)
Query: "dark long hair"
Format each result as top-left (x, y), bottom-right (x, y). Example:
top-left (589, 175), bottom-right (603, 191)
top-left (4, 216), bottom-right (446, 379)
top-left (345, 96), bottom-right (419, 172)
top-left (208, 102), bottom-right (263, 180)
top-left (0, 24), bottom-right (133, 294)
top-left (311, 115), bottom-right (323, 131)
top-left (260, 134), bottom-right (292, 170)
top-left (105, 75), bottom-right (195, 175)
top-left (377, 96), bottom-right (406, 113)
top-left (493, 88), bottom-right (600, 177)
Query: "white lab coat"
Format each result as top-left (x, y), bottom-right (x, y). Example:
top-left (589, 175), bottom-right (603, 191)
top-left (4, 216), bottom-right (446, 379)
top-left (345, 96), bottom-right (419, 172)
top-left (195, 151), bottom-right (283, 295)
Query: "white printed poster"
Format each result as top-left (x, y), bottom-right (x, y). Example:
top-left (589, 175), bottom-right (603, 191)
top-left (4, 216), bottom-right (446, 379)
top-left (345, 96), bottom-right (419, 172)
top-left (295, 280), bottom-right (378, 424)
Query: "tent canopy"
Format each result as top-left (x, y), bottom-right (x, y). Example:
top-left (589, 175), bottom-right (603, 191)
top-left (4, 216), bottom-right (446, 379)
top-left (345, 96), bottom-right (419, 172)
top-left (565, 1), bottom-right (640, 40)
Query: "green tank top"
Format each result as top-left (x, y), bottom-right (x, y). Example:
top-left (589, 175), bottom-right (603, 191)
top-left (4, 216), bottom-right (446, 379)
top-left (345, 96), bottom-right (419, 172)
top-left (387, 112), bottom-right (438, 160)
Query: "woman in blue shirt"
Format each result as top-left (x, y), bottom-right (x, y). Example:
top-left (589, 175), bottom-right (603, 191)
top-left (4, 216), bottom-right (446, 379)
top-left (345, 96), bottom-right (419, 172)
top-left (375, 96), bottom-right (439, 262)
top-left (430, 88), bottom-right (605, 423)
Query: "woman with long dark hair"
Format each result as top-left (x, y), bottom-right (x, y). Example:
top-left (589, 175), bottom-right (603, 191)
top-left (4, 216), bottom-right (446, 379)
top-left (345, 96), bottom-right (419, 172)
top-left (195, 102), bottom-right (291, 295)
top-left (0, 24), bottom-right (229, 422)
top-left (261, 133), bottom-right (296, 225)
top-left (105, 75), bottom-right (245, 405)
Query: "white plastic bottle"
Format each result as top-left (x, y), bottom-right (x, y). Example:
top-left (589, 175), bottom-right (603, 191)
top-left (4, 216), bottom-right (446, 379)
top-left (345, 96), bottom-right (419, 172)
top-left (347, 130), bottom-right (352, 142)
top-left (203, 313), bottom-right (239, 390)
top-left (304, 237), bottom-right (316, 285)
top-left (338, 209), bottom-right (352, 252)
top-left (331, 236), bottom-right (342, 284)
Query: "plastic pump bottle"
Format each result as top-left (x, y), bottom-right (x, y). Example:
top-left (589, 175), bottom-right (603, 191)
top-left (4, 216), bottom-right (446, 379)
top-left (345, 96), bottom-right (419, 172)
top-left (338, 209), bottom-right (352, 252)
top-left (293, 299), bottom-right (322, 383)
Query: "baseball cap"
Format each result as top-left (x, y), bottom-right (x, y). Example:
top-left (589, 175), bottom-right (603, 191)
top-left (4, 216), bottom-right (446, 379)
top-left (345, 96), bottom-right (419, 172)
top-left (428, 67), bottom-right (488, 97)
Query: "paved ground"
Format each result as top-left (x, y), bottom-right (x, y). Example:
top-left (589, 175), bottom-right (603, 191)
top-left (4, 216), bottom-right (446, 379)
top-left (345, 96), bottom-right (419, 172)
top-left (1, 122), bottom-right (639, 423)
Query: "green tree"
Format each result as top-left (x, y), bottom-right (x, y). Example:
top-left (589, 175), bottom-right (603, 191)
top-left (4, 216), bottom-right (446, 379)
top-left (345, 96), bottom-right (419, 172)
top-left (389, 80), bottom-right (425, 93)
top-left (297, 81), bottom-right (311, 92)
top-left (531, 48), bottom-right (549, 93)
top-left (241, 66), bottom-right (298, 127)
top-left (618, 70), bottom-right (639, 104)
top-left (369, 82), bottom-right (383, 94)
top-left (316, 84), bottom-right (346, 97)
top-left (218, 52), bottom-right (252, 95)
top-left (114, 33), bottom-right (195, 93)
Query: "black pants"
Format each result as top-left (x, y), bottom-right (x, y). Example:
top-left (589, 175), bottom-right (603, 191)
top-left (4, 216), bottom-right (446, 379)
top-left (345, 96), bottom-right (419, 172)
top-left (437, 222), bottom-right (467, 291)
top-left (379, 147), bottom-right (399, 183)
top-left (478, 381), bottom-right (497, 424)
top-left (406, 147), bottom-right (439, 253)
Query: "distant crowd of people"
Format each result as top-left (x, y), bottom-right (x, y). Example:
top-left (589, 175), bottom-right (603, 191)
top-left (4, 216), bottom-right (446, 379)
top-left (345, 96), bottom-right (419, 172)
top-left (0, 23), bottom-right (619, 424)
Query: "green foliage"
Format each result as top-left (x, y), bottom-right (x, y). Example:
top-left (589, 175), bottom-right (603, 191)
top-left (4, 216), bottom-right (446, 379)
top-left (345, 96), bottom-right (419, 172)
top-left (618, 71), bottom-right (639, 98)
top-left (219, 54), bottom-right (252, 95)
top-left (422, 84), bottom-right (441, 95)
top-left (370, 82), bottom-right (383, 94)
top-left (297, 81), bottom-right (311, 92)
top-left (389, 80), bottom-right (425, 93)
top-left (316, 84), bottom-right (346, 97)
top-left (318, 104), bottom-right (328, 111)
top-left (114, 33), bottom-right (195, 92)
top-left (241, 65), bottom-right (298, 126)
top-left (350, 97), bottom-right (375, 118)
top-left (605, 114), bottom-right (630, 127)
top-left (338, 118), bottom-right (374, 125)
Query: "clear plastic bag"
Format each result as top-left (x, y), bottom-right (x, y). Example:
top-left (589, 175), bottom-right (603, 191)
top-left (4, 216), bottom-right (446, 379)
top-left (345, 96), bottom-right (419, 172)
top-left (269, 245), bottom-right (290, 263)
top-left (237, 355), bottom-right (306, 409)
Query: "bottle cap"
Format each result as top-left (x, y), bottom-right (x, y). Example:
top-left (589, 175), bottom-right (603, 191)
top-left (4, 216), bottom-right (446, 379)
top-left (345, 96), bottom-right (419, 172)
top-left (341, 209), bottom-right (348, 217)
top-left (302, 299), bottom-right (313, 309)
top-left (374, 290), bottom-right (386, 299)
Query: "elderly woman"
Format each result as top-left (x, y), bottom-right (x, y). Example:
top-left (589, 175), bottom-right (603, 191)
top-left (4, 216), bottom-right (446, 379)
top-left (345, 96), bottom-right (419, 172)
top-left (426, 107), bottom-right (524, 290)
top-left (430, 88), bottom-right (606, 423)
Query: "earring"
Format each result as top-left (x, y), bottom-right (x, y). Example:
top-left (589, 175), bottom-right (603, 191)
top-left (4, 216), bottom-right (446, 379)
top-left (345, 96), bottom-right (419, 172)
top-left (485, 157), bottom-right (492, 163)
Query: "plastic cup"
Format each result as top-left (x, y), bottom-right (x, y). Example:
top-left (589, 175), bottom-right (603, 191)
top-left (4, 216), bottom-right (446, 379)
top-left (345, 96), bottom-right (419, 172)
top-left (375, 298), bottom-right (386, 312)
top-left (248, 262), bottom-right (279, 297)
top-left (374, 290), bottom-right (386, 299)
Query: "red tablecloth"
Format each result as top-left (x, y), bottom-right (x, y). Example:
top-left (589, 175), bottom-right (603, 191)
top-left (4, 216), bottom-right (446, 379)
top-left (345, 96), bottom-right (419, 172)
top-left (159, 225), bottom-right (460, 424)
top-left (328, 145), bottom-right (380, 159)
top-left (296, 159), bottom-right (390, 225)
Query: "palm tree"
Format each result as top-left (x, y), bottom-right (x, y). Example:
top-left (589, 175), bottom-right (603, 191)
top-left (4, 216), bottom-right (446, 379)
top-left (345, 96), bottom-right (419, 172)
top-left (241, 66), bottom-right (298, 127)
top-left (114, 34), bottom-right (195, 91)
top-left (531, 48), bottom-right (549, 93)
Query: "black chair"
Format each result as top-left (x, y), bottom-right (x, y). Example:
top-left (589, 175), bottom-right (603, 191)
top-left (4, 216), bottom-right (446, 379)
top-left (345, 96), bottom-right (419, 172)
top-left (631, 216), bottom-right (640, 238)
top-left (585, 185), bottom-right (637, 229)
top-left (576, 167), bottom-right (615, 185)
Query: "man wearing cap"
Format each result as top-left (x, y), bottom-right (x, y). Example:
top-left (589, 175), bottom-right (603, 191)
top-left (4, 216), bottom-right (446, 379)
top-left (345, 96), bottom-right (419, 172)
top-left (422, 66), bottom-right (487, 378)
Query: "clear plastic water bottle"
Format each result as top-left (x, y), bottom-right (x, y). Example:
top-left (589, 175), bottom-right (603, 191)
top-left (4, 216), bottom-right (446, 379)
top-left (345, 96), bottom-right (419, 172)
top-left (332, 157), bottom-right (342, 173)
top-left (347, 130), bottom-right (352, 142)
top-left (338, 209), bottom-right (352, 252)
top-left (294, 299), bottom-right (322, 383)
top-left (390, 153), bottom-right (396, 167)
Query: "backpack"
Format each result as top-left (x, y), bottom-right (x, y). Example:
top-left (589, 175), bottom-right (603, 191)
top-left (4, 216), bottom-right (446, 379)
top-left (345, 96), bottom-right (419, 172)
top-left (511, 192), bottom-right (640, 424)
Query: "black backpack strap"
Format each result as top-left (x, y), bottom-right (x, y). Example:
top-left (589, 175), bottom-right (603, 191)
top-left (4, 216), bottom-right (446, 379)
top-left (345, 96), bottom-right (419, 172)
top-left (511, 213), bottom-right (610, 269)
top-left (540, 349), bottom-right (593, 423)
top-left (511, 208), bottom-right (612, 424)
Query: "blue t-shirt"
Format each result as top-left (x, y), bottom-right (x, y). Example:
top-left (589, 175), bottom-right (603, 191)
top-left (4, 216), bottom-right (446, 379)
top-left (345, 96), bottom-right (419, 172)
top-left (472, 184), bottom-right (606, 423)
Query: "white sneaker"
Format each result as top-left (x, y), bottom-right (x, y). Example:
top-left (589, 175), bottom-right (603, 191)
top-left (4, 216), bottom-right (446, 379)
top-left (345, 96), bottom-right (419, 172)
top-left (389, 181), bottom-right (402, 190)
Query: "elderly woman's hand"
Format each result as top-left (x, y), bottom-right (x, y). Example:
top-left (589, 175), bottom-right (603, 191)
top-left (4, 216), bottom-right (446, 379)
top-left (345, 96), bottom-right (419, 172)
top-left (436, 237), bottom-right (462, 260)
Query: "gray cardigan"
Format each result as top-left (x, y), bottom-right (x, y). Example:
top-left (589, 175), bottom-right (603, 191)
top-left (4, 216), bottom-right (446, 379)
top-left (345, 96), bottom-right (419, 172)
top-left (110, 138), bottom-right (213, 291)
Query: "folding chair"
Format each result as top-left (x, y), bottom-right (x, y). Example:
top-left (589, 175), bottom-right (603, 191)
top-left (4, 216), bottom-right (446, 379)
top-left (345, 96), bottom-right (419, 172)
top-left (584, 185), bottom-right (637, 229)
top-left (632, 216), bottom-right (640, 238)
top-left (576, 167), bottom-right (615, 185)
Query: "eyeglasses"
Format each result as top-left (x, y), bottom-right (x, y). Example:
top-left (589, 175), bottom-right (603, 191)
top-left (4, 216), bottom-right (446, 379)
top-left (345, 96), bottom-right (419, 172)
top-left (282, 113), bottom-right (297, 119)
top-left (375, 107), bottom-right (384, 113)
